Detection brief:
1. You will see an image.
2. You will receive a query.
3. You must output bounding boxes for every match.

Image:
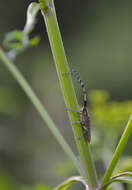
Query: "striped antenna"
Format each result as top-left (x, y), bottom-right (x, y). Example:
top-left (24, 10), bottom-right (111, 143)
top-left (70, 69), bottom-right (87, 107)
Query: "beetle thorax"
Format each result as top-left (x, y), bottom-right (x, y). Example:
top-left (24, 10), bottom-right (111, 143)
top-left (80, 107), bottom-right (88, 126)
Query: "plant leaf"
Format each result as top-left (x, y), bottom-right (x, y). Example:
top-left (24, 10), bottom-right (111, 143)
top-left (54, 176), bottom-right (89, 190)
top-left (4, 30), bottom-right (23, 50)
top-left (29, 36), bottom-right (40, 47)
top-left (101, 172), bottom-right (132, 190)
top-left (4, 30), bottom-right (22, 43)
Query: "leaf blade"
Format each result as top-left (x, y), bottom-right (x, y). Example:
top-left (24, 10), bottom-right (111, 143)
top-left (54, 176), bottom-right (89, 190)
top-left (101, 172), bottom-right (132, 190)
top-left (101, 115), bottom-right (132, 187)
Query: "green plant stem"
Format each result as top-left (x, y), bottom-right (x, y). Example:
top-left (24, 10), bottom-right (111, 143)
top-left (0, 47), bottom-right (81, 175)
top-left (101, 115), bottom-right (132, 188)
top-left (39, 1), bottom-right (98, 189)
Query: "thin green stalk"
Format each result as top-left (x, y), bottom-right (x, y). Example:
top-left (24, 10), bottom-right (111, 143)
top-left (0, 47), bottom-right (81, 175)
top-left (39, 0), bottom-right (98, 189)
top-left (101, 115), bottom-right (132, 188)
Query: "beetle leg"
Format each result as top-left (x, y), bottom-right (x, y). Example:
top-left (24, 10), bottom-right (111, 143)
top-left (77, 131), bottom-right (88, 140)
top-left (72, 121), bottom-right (81, 125)
top-left (64, 108), bottom-right (80, 114)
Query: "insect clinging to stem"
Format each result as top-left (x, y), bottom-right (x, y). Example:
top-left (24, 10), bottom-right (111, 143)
top-left (64, 69), bottom-right (91, 143)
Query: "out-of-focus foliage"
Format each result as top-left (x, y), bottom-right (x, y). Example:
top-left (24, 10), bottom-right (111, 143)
top-left (20, 184), bottom-right (52, 190)
top-left (89, 90), bottom-right (131, 132)
top-left (0, 86), bottom-right (26, 115)
top-left (4, 30), bottom-right (39, 51)
top-left (88, 90), bottom-right (132, 182)
top-left (89, 90), bottom-right (132, 145)
top-left (52, 160), bottom-right (75, 177)
top-left (35, 184), bottom-right (52, 190)
top-left (0, 167), bottom-right (16, 190)
top-left (4, 30), bottom-right (24, 51)
top-left (20, 185), bottom-right (34, 190)
top-left (3, 3), bottom-right (40, 60)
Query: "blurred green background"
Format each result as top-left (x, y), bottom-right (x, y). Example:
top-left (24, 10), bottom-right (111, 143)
top-left (0, 0), bottom-right (132, 190)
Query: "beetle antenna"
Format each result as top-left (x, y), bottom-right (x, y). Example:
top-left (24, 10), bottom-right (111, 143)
top-left (71, 69), bottom-right (87, 108)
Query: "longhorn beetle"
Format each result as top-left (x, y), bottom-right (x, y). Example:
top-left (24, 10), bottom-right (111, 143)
top-left (64, 69), bottom-right (91, 143)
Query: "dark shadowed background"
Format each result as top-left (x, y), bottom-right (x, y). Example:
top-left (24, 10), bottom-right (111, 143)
top-left (0, 0), bottom-right (132, 190)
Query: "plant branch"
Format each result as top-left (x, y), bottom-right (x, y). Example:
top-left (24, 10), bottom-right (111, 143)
top-left (39, 0), bottom-right (98, 189)
top-left (0, 47), bottom-right (81, 175)
top-left (101, 115), bottom-right (132, 188)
